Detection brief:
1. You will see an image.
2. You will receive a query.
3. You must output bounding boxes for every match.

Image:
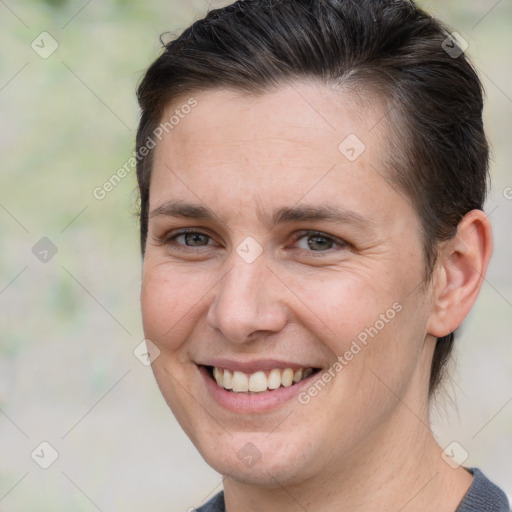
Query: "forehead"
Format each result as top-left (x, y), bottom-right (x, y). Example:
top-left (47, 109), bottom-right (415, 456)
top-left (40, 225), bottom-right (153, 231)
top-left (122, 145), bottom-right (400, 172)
top-left (149, 83), bottom-right (408, 227)
top-left (156, 83), bottom-right (386, 158)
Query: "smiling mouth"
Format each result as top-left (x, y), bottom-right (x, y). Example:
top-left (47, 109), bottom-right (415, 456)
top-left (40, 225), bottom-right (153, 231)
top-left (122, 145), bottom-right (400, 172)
top-left (205, 366), bottom-right (321, 394)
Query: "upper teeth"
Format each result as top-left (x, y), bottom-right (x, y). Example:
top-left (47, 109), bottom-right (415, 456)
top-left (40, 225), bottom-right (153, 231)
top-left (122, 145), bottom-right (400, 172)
top-left (213, 367), bottom-right (314, 393)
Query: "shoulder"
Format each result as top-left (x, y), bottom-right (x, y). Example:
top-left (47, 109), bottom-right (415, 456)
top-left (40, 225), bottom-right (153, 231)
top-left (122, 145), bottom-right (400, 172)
top-left (457, 468), bottom-right (510, 512)
top-left (195, 491), bottom-right (225, 512)
top-left (193, 474), bottom-right (510, 512)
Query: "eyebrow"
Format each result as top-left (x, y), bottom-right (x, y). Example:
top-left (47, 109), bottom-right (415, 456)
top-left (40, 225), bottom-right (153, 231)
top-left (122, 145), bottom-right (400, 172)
top-left (149, 200), bottom-right (374, 231)
top-left (150, 201), bottom-right (220, 221)
top-left (266, 204), bottom-right (373, 230)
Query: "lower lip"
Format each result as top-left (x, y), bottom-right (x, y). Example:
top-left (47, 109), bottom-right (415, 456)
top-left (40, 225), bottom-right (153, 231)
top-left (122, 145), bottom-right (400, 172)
top-left (199, 366), bottom-right (317, 413)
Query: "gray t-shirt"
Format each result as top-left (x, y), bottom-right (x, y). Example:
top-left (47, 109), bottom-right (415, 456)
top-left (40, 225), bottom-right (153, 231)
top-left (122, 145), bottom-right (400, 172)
top-left (196, 468), bottom-right (509, 512)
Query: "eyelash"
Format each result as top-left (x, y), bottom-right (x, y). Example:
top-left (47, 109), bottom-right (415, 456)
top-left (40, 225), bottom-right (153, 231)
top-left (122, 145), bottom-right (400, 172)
top-left (292, 230), bottom-right (348, 254)
top-left (164, 229), bottom-right (216, 249)
top-left (161, 228), bottom-right (347, 254)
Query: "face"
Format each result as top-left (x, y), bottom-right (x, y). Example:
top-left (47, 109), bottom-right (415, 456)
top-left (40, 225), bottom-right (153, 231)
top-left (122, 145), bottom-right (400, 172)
top-left (141, 83), bottom-right (436, 486)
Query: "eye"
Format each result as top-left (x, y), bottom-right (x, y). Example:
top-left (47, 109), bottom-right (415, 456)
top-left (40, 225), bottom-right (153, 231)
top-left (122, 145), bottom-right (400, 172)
top-left (169, 230), bottom-right (214, 247)
top-left (294, 231), bottom-right (345, 252)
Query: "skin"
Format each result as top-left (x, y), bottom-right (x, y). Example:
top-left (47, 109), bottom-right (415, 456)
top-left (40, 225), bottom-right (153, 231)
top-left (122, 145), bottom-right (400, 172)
top-left (140, 83), bottom-right (492, 512)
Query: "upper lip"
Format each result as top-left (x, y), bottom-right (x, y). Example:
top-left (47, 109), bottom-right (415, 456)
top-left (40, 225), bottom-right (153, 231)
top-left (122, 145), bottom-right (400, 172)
top-left (197, 358), bottom-right (321, 374)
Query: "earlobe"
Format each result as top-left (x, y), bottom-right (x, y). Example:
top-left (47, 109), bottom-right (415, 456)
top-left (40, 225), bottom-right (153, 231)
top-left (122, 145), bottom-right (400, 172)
top-left (427, 210), bottom-right (493, 338)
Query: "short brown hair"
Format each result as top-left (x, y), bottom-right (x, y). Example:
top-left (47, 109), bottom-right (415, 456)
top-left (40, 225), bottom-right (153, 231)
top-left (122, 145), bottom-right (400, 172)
top-left (135, 0), bottom-right (489, 395)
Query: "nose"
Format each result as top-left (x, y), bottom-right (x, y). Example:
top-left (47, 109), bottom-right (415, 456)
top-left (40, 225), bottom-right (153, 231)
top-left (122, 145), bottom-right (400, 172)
top-left (206, 255), bottom-right (289, 343)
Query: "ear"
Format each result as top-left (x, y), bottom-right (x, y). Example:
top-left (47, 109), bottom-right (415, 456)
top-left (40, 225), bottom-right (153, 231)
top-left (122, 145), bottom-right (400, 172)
top-left (427, 209), bottom-right (493, 338)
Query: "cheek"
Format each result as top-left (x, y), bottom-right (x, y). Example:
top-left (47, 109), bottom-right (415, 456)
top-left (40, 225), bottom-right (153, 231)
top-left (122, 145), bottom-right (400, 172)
top-left (140, 262), bottom-right (209, 350)
top-left (292, 267), bottom-right (426, 395)
top-left (290, 269), bottom-right (394, 350)
top-left (331, 289), bottom-right (428, 410)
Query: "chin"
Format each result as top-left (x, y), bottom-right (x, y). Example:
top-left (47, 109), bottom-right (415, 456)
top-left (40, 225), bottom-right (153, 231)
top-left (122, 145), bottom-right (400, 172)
top-left (196, 432), bottom-right (319, 488)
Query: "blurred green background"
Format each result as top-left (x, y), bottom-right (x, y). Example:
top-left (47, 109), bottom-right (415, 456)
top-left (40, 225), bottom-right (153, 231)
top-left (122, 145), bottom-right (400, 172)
top-left (0, 0), bottom-right (510, 510)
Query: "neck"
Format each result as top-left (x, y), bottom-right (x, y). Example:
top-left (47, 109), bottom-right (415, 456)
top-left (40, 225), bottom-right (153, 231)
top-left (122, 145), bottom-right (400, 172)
top-left (223, 388), bottom-right (472, 512)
